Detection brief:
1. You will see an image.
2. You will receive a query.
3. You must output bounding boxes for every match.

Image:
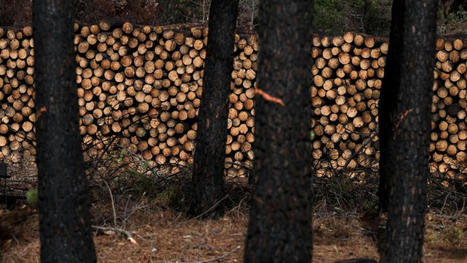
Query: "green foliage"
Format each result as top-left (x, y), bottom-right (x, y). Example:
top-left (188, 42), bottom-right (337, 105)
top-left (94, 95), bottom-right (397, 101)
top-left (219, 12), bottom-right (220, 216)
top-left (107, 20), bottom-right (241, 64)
top-left (438, 4), bottom-right (467, 35)
top-left (25, 188), bottom-right (38, 207)
top-left (362, 195), bottom-right (379, 212)
top-left (117, 168), bottom-right (157, 196)
top-left (313, 173), bottom-right (379, 213)
top-left (158, 182), bottom-right (189, 210)
top-left (363, 0), bottom-right (392, 36)
top-left (314, 0), bottom-right (348, 34)
top-left (427, 225), bottom-right (465, 247)
top-left (314, 0), bottom-right (391, 36)
top-left (443, 226), bottom-right (465, 245)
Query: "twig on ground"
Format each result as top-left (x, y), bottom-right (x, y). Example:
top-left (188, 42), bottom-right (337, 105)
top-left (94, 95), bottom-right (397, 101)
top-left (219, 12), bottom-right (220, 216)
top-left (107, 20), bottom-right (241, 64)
top-left (226, 195), bottom-right (248, 216)
top-left (92, 225), bottom-right (137, 244)
top-left (192, 194), bottom-right (230, 220)
top-left (196, 246), bottom-right (241, 263)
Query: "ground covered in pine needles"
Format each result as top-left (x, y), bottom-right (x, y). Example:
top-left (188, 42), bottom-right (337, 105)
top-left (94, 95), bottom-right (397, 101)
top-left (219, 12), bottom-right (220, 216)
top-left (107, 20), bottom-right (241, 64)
top-left (0, 160), bottom-right (465, 262)
top-left (0, 198), bottom-right (465, 262)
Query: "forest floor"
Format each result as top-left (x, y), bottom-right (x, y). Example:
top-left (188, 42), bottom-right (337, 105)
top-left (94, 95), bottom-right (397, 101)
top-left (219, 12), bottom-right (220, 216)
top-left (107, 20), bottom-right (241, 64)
top-left (0, 199), bottom-right (465, 262)
top-left (0, 164), bottom-right (465, 263)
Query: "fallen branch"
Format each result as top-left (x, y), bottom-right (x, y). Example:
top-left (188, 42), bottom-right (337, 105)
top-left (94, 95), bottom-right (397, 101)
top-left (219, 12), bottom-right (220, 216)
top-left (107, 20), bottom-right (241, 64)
top-left (92, 225), bottom-right (137, 244)
top-left (192, 194), bottom-right (230, 220)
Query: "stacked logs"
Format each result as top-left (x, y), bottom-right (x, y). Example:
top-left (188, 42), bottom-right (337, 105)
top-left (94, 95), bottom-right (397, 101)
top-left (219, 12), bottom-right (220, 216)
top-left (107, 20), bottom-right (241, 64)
top-left (431, 38), bottom-right (467, 180)
top-left (0, 22), bottom-right (465, 181)
top-left (73, 22), bottom-right (258, 175)
top-left (310, 33), bottom-right (466, 181)
top-left (74, 22), bottom-right (210, 168)
top-left (224, 34), bottom-right (258, 177)
top-left (0, 26), bottom-right (36, 164)
top-left (310, 33), bottom-right (386, 177)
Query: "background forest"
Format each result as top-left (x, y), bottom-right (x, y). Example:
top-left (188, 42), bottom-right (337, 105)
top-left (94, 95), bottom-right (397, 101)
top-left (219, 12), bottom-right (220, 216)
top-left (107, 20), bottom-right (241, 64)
top-left (0, 0), bottom-right (466, 36)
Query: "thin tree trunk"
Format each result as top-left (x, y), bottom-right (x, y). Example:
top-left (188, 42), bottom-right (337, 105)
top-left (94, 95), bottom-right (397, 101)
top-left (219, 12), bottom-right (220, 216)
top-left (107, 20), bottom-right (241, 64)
top-left (33, 1), bottom-right (96, 262)
top-left (379, 1), bottom-right (437, 262)
top-left (190, 0), bottom-right (239, 218)
top-left (244, 1), bottom-right (314, 262)
top-left (378, 0), bottom-right (404, 213)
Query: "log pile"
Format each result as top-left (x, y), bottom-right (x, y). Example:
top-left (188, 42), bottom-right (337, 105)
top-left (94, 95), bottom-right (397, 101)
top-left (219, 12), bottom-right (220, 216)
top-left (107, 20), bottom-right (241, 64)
top-left (310, 33), bottom-right (385, 178)
top-left (74, 22), bottom-right (209, 168)
top-left (0, 22), bottom-right (465, 181)
top-left (431, 38), bottom-right (467, 180)
top-left (0, 26), bottom-right (36, 164)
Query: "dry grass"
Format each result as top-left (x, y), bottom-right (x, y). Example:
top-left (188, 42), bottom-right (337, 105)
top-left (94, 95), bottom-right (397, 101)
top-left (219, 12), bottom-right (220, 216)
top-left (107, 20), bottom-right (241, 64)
top-left (0, 200), bottom-right (465, 263)
top-left (1, 156), bottom-right (465, 262)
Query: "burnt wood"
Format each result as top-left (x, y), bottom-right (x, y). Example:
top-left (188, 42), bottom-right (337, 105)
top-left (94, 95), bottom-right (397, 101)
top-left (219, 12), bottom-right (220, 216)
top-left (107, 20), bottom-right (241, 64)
top-left (33, 0), bottom-right (96, 262)
top-left (244, 0), bottom-right (314, 262)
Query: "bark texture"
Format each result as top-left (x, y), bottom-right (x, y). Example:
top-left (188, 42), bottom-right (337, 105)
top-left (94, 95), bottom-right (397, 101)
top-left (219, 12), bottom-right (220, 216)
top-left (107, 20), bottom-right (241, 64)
top-left (379, 1), bottom-right (438, 262)
top-left (243, 1), bottom-right (314, 262)
top-left (378, 0), bottom-right (404, 213)
top-left (33, 1), bottom-right (97, 262)
top-left (191, 0), bottom-right (239, 217)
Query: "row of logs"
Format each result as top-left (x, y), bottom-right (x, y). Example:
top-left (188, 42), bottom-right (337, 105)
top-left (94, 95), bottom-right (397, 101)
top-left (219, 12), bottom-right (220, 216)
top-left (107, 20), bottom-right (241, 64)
top-left (0, 22), bottom-right (465, 181)
top-left (310, 32), bottom-right (466, 182)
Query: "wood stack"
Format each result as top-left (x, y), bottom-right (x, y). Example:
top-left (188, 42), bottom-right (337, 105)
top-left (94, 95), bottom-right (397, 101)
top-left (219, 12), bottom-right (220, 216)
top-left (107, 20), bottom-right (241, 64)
top-left (310, 33), bottom-right (385, 178)
top-left (310, 33), bottom-right (466, 182)
top-left (0, 26), bottom-right (36, 164)
top-left (74, 22), bottom-right (209, 168)
top-left (430, 38), bottom-right (467, 180)
top-left (0, 22), bottom-right (465, 181)
top-left (224, 34), bottom-right (257, 177)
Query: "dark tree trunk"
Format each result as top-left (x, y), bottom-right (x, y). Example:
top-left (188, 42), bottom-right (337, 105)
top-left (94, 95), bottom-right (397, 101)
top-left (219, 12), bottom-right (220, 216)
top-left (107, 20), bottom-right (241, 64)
top-left (243, 1), bottom-right (314, 262)
top-left (378, 1), bottom-right (438, 262)
top-left (378, 0), bottom-right (405, 213)
top-left (33, 1), bottom-right (97, 262)
top-left (190, 0), bottom-right (239, 217)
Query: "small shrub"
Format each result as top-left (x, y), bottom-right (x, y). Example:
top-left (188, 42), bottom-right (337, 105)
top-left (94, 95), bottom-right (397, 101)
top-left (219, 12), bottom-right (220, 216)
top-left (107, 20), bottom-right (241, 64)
top-left (363, 0), bottom-right (392, 36)
top-left (25, 188), bottom-right (37, 207)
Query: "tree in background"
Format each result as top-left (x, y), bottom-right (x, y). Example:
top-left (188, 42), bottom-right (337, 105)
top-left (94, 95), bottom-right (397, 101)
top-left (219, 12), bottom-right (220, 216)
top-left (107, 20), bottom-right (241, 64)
top-left (33, 0), bottom-right (96, 262)
top-left (378, 0), bottom-right (438, 262)
top-left (377, 0), bottom-right (404, 213)
top-left (190, 0), bottom-right (239, 218)
top-left (243, 0), bottom-right (314, 262)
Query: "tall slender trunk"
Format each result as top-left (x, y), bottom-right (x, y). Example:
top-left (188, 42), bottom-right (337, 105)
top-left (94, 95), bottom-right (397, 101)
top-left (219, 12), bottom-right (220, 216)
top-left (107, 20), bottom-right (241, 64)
top-left (378, 0), bottom-right (404, 213)
top-left (379, 1), bottom-right (438, 262)
top-left (34, 1), bottom-right (96, 262)
top-left (190, 0), bottom-right (239, 218)
top-left (244, 1), bottom-right (314, 262)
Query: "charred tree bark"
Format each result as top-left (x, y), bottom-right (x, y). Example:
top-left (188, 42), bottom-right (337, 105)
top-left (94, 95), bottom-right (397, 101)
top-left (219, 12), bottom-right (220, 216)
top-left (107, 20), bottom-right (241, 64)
top-left (34, 1), bottom-right (96, 262)
top-left (379, 1), bottom-right (437, 262)
top-left (378, 0), bottom-right (404, 213)
top-left (190, 0), bottom-right (239, 218)
top-left (243, 1), bottom-right (314, 262)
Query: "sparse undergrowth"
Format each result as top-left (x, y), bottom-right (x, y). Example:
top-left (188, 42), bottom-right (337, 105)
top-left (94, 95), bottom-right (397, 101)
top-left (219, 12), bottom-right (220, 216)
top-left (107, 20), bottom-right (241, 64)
top-left (0, 139), bottom-right (465, 262)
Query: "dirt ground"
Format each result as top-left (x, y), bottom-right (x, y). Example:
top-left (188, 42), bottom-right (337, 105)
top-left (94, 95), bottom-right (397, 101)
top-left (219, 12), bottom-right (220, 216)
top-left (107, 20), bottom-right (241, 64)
top-left (0, 203), bottom-right (465, 263)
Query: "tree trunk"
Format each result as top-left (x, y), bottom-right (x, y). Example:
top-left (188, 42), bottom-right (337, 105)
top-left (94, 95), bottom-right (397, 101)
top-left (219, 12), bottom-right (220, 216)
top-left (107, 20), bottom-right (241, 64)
top-left (379, 1), bottom-right (437, 262)
top-left (378, 0), bottom-right (405, 213)
top-left (243, 1), bottom-right (314, 262)
top-left (190, 0), bottom-right (239, 217)
top-left (33, 1), bottom-right (97, 262)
